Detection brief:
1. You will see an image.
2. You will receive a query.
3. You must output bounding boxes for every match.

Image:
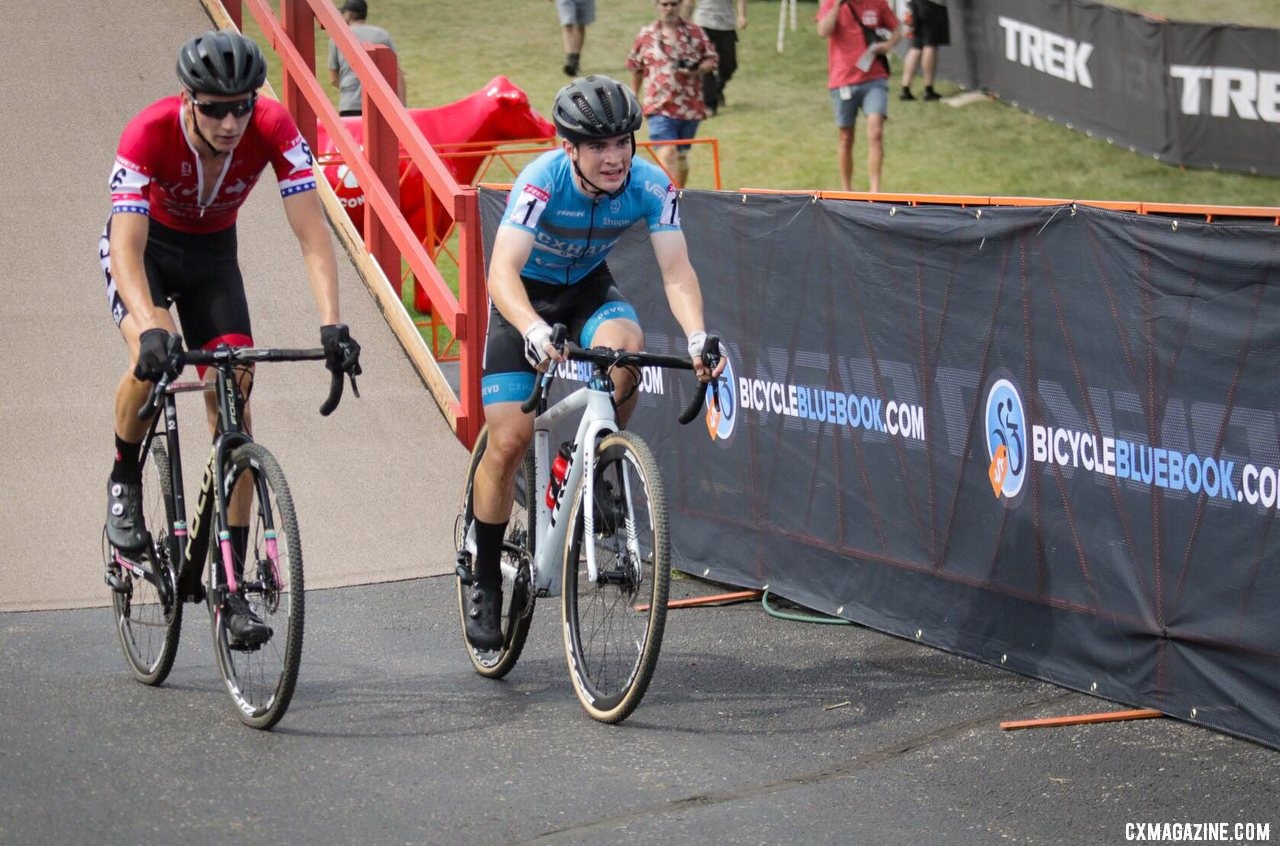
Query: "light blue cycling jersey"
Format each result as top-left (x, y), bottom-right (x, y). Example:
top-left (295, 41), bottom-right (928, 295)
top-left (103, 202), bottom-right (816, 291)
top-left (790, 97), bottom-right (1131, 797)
top-left (499, 149), bottom-right (682, 285)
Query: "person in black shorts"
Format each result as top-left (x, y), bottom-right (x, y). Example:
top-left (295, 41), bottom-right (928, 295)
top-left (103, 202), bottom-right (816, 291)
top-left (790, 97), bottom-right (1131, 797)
top-left (464, 76), bottom-right (723, 650)
top-left (900, 0), bottom-right (950, 102)
top-left (102, 31), bottom-right (361, 647)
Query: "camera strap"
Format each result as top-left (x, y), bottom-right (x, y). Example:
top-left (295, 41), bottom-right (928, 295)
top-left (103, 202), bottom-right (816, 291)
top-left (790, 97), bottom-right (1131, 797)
top-left (852, 7), bottom-right (892, 76)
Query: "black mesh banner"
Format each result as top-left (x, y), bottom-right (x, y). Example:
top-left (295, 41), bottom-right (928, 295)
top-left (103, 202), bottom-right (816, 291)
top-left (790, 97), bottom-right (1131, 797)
top-left (478, 186), bottom-right (1280, 748)
top-left (939, 0), bottom-right (1280, 175)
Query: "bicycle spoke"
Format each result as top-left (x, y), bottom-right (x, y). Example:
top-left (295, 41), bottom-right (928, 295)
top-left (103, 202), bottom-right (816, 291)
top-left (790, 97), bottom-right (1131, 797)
top-left (562, 432), bottom-right (669, 724)
top-left (110, 441), bottom-right (182, 686)
top-left (211, 444), bottom-right (303, 730)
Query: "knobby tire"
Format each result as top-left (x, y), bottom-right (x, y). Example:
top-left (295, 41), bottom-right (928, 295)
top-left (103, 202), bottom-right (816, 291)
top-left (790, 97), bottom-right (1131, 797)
top-left (211, 443), bottom-right (304, 730)
top-left (561, 431), bottom-right (670, 724)
top-left (110, 440), bottom-right (183, 686)
top-left (455, 426), bottom-right (536, 679)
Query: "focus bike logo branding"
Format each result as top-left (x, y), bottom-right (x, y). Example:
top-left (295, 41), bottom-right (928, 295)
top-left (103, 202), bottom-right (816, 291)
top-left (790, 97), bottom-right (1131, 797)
top-left (333, 164), bottom-right (365, 209)
top-left (184, 446), bottom-right (220, 565)
top-left (704, 353), bottom-right (737, 447)
top-left (984, 378), bottom-right (1027, 501)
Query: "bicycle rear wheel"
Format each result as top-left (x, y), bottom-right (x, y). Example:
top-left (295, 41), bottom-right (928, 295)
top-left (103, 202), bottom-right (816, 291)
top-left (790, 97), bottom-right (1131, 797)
top-left (455, 426), bottom-right (536, 679)
top-left (561, 431), bottom-right (670, 724)
top-left (108, 440), bottom-right (183, 686)
top-left (211, 443), bottom-right (303, 730)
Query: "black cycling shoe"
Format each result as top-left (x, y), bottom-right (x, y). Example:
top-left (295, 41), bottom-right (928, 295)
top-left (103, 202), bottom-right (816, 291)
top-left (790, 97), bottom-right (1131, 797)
top-left (106, 480), bottom-right (148, 555)
top-left (224, 594), bottom-right (273, 650)
top-left (465, 584), bottom-right (504, 650)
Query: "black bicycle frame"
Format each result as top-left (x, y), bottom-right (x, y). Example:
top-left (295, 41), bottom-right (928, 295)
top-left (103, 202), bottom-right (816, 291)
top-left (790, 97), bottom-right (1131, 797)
top-left (137, 364), bottom-right (257, 605)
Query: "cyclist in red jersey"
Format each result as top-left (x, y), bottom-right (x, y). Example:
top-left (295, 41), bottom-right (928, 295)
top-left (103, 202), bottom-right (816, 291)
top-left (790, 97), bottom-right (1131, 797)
top-left (102, 30), bottom-right (362, 647)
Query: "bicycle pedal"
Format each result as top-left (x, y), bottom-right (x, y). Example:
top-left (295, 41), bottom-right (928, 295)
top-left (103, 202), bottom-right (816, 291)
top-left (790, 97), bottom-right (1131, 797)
top-left (512, 585), bottom-right (533, 621)
top-left (104, 569), bottom-right (129, 594)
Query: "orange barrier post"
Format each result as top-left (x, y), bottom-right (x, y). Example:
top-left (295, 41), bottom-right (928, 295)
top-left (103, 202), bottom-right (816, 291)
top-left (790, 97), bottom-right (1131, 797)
top-left (1000, 708), bottom-right (1163, 731)
top-left (635, 590), bottom-right (762, 612)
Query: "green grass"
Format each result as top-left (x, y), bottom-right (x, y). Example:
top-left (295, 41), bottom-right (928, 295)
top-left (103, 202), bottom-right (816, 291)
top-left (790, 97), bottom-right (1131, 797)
top-left (1105, 0), bottom-right (1280, 26)
top-left (243, 0), bottom-right (1280, 207)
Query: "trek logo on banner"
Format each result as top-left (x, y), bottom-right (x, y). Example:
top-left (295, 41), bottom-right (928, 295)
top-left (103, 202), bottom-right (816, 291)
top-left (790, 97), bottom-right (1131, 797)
top-left (997, 16), bottom-right (1094, 89)
top-left (1169, 65), bottom-right (1280, 122)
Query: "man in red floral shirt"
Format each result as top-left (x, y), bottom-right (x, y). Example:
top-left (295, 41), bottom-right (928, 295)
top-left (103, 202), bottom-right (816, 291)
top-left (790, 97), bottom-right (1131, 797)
top-left (626, 0), bottom-right (718, 188)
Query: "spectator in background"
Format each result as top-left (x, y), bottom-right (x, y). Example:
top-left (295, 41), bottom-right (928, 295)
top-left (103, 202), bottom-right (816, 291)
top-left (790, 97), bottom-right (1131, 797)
top-left (327, 0), bottom-right (406, 116)
top-left (900, 0), bottom-right (949, 101)
top-left (816, 0), bottom-right (902, 193)
top-left (680, 0), bottom-right (747, 116)
top-left (627, 0), bottom-right (718, 188)
top-left (552, 0), bottom-right (595, 76)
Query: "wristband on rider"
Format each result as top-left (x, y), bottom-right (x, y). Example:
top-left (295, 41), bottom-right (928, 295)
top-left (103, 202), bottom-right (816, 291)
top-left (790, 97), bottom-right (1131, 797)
top-left (687, 330), bottom-right (708, 361)
top-left (523, 320), bottom-right (554, 368)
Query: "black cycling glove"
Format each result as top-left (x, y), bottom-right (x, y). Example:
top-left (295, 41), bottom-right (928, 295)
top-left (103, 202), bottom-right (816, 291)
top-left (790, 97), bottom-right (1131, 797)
top-left (134, 328), bottom-right (176, 383)
top-left (321, 323), bottom-right (363, 375)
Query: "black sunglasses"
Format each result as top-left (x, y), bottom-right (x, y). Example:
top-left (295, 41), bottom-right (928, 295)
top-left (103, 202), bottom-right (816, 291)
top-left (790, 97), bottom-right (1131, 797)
top-left (191, 95), bottom-right (257, 119)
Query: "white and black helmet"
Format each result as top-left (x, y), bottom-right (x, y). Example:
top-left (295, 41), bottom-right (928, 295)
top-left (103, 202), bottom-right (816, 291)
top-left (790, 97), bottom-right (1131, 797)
top-left (552, 75), bottom-right (643, 143)
top-left (176, 30), bottom-right (267, 97)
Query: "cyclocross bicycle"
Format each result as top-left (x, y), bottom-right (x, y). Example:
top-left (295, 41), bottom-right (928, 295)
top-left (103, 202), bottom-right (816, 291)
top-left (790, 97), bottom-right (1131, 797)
top-left (454, 326), bottom-right (720, 723)
top-left (103, 335), bottom-right (357, 729)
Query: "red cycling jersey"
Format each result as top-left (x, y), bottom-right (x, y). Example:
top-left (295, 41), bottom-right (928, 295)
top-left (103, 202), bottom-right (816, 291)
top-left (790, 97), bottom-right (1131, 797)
top-left (109, 95), bottom-right (316, 234)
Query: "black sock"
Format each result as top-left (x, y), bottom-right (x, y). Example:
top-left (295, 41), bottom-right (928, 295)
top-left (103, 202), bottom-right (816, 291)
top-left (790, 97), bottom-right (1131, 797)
top-left (473, 518), bottom-right (509, 590)
top-left (925, 86), bottom-right (937, 96)
top-left (111, 435), bottom-right (142, 484)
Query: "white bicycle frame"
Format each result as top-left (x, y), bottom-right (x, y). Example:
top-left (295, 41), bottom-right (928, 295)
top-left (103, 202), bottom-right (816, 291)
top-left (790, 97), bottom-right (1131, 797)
top-left (527, 376), bottom-right (630, 598)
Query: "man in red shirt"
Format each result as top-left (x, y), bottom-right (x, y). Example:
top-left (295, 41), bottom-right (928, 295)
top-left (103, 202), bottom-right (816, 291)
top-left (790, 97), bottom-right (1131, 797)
top-left (102, 30), bottom-right (361, 646)
top-left (816, 0), bottom-right (903, 192)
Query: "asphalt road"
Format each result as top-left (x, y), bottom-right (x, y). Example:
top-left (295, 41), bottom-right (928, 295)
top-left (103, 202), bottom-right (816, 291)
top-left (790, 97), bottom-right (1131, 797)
top-left (2, 576), bottom-right (1275, 845)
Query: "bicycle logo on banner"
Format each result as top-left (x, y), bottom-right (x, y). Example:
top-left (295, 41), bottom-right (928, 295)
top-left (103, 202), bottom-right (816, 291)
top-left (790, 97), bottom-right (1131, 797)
top-left (985, 378), bottom-right (1027, 500)
top-left (705, 353), bottom-right (737, 447)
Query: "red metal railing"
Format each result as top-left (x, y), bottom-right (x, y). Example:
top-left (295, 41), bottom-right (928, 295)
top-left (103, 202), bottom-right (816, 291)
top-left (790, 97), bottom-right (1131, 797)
top-left (211, 0), bottom-right (486, 448)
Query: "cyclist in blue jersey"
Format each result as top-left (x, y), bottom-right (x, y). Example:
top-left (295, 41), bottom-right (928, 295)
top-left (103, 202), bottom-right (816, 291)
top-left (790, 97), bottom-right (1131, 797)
top-left (464, 75), bottom-right (723, 650)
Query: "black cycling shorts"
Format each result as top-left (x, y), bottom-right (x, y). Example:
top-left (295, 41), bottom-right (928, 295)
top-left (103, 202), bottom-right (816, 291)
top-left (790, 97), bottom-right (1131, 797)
top-left (481, 262), bottom-right (640, 406)
top-left (101, 216), bottom-right (253, 351)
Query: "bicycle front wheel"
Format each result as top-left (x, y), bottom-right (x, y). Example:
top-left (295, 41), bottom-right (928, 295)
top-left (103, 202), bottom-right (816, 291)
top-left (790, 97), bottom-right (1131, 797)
top-left (455, 426), bottom-right (536, 678)
top-left (561, 431), bottom-right (670, 724)
top-left (108, 440), bottom-right (183, 686)
top-left (211, 443), bottom-right (303, 730)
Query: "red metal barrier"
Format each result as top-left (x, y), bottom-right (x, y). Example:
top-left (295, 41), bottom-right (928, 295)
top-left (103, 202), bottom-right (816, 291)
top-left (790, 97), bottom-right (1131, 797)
top-left (311, 79), bottom-right (556, 316)
top-left (209, 0), bottom-right (486, 448)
